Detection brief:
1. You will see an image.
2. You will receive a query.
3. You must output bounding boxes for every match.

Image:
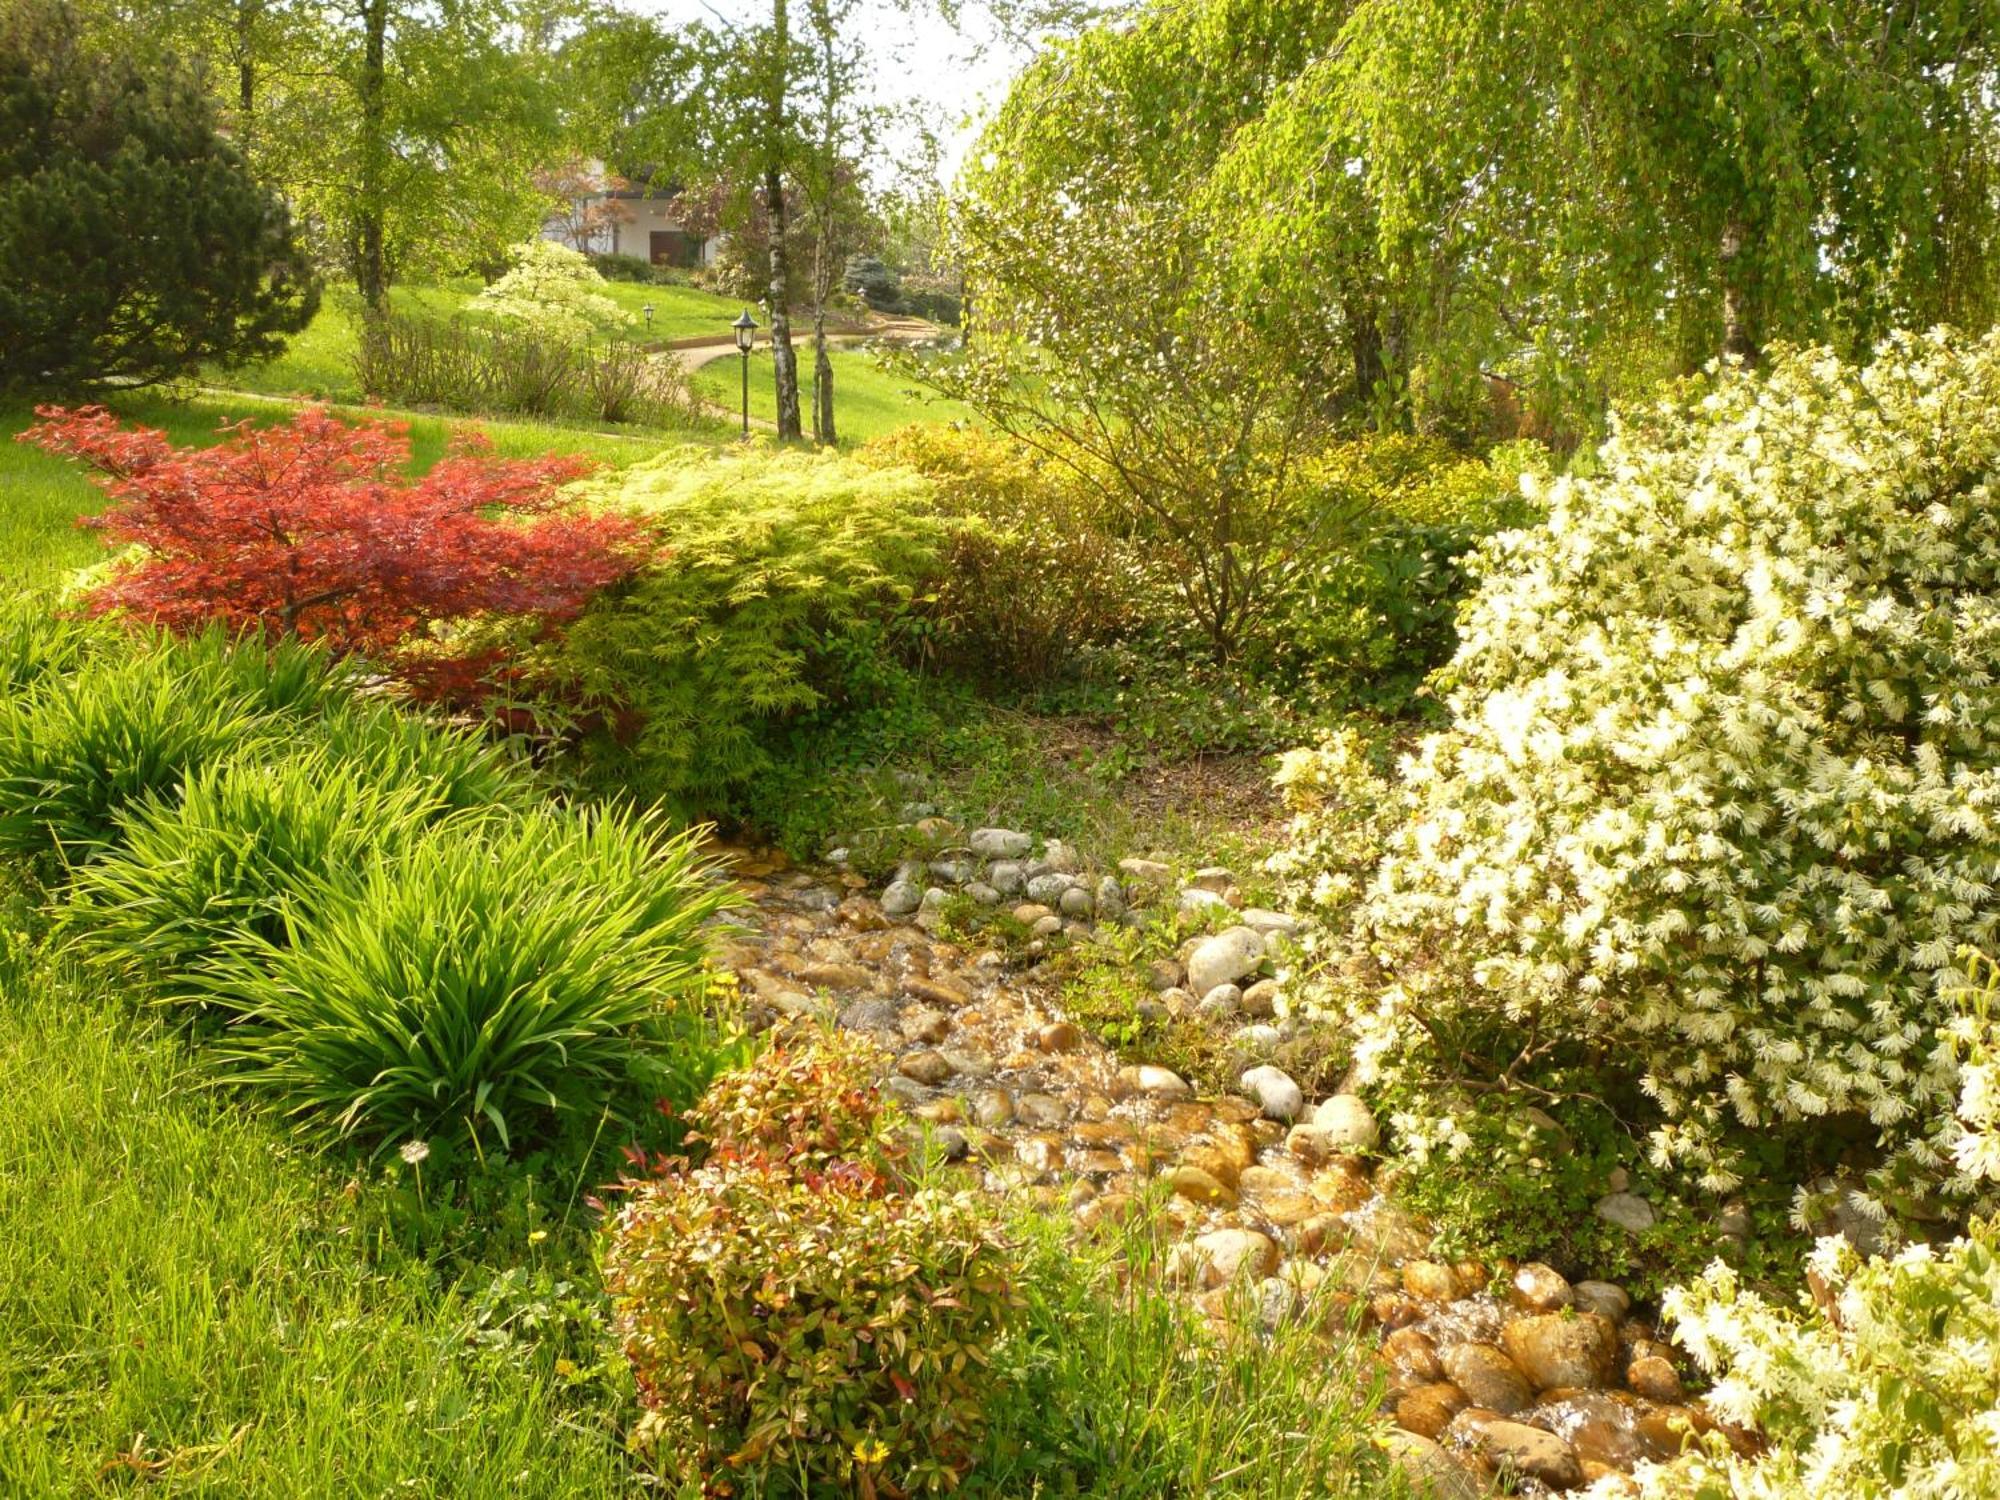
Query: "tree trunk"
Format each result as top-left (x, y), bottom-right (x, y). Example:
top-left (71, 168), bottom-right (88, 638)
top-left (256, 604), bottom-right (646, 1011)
top-left (762, 0), bottom-right (802, 440)
top-left (1719, 213), bottom-right (1759, 365)
top-left (235, 0), bottom-right (258, 159)
top-left (1348, 298), bottom-right (1385, 408)
top-left (355, 0), bottom-right (389, 322)
top-left (812, 305), bottom-right (835, 445)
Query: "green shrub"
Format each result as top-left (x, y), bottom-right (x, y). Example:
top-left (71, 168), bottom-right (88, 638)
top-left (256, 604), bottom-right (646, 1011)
top-left (588, 251), bottom-right (661, 284)
top-left (0, 637), bottom-right (284, 865)
top-left (859, 425), bottom-right (1143, 685)
top-left (63, 744), bottom-right (444, 987)
top-left (1277, 330), bottom-right (2000, 1205)
top-left (605, 1038), bottom-right (1015, 1496)
top-left (548, 445), bottom-right (944, 808)
top-left (1250, 434), bottom-right (1540, 713)
top-left (201, 805), bottom-right (734, 1159)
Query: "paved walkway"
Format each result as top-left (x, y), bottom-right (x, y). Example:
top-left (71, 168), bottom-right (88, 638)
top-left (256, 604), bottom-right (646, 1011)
top-left (667, 317), bottom-right (945, 436)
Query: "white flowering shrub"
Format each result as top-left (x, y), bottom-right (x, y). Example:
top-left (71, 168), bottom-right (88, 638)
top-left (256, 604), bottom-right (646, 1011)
top-left (1279, 329), bottom-right (2000, 1198)
top-left (1633, 976), bottom-right (2000, 1499)
top-left (471, 240), bottom-right (623, 341)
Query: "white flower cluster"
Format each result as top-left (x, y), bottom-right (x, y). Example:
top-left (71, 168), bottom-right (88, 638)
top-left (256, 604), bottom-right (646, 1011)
top-left (1635, 1220), bottom-right (2000, 1500)
top-left (471, 239), bottom-right (623, 341)
top-left (1281, 329), bottom-right (2000, 1194)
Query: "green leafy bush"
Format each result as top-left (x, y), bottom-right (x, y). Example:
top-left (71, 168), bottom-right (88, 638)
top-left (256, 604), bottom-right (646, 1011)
top-left (1276, 330), bottom-right (2000, 1205)
top-left (692, 1026), bottom-right (893, 1170)
top-left (200, 805), bottom-right (733, 1158)
top-left (549, 445), bottom-right (944, 808)
top-left (1251, 434), bottom-right (1541, 713)
top-left (860, 425), bottom-right (1144, 685)
top-left (604, 1035), bottom-right (1016, 1496)
top-left (64, 744), bottom-right (448, 986)
top-left (470, 240), bottom-right (622, 341)
top-left (0, 635), bottom-right (286, 865)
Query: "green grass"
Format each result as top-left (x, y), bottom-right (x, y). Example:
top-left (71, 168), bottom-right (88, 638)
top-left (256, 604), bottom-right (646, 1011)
top-left (215, 279), bottom-right (762, 404)
top-left (0, 390), bottom-right (701, 593)
top-left (692, 347), bottom-right (977, 445)
top-left (0, 942), bottom-right (634, 1496)
top-left (971, 1197), bottom-right (1404, 1498)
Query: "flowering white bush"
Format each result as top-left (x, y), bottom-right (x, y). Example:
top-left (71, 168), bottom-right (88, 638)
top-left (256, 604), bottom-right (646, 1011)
top-left (1279, 329), bottom-right (2000, 1198)
top-left (471, 240), bottom-right (623, 341)
top-left (1631, 981), bottom-right (2000, 1499)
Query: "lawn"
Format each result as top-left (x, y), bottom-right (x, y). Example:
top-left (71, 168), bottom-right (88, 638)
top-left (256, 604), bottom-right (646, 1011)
top-left (213, 278), bottom-right (766, 404)
top-left (0, 932), bottom-right (635, 1495)
top-left (0, 390), bottom-right (702, 592)
top-left (692, 345), bottom-right (977, 445)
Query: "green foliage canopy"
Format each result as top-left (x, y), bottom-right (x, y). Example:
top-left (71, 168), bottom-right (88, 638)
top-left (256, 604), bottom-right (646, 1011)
top-left (0, 0), bottom-right (317, 390)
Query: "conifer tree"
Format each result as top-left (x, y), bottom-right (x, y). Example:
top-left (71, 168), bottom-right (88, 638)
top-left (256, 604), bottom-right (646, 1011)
top-left (0, 0), bottom-right (317, 392)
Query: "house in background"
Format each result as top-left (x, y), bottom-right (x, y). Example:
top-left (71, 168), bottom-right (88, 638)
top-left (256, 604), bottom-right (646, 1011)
top-left (540, 160), bottom-right (720, 269)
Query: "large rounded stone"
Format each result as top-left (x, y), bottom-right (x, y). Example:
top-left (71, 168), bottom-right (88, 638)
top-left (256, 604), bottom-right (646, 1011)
top-left (897, 1049), bottom-right (953, 1086)
top-left (1118, 1063), bottom-right (1193, 1099)
top-left (1167, 1165), bottom-right (1236, 1206)
top-left (1572, 1280), bottom-right (1631, 1321)
top-left (1437, 1344), bottom-right (1533, 1415)
top-left (1311, 1094), bottom-right (1379, 1151)
top-left (1186, 925), bottom-right (1267, 994)
top-left (1501, 1311), bottom-right (1619, 1391)
top-left (1464, 1417), bottom-right (1583, 1491)
top-left (969, 827), bottom-right (1032, 860)
top-left (881, 879), bottom-right (922, 916)
top-left (1239, 1064), bottom-right (1304, 1121)
top-left (1383, 1431), bottom-right (1484, 1500)
top-left (1595, 1191), bottom-right (1657, 1233)
top-left (1508, 1262), bottom-right (1574, 1312)
top-left (1191, 1227), bottom-right (1279, 1287)
top-left (1396, 1382), bottom-right (1469, 1440)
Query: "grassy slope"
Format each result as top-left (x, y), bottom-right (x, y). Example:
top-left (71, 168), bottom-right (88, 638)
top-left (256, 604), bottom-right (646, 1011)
top-left (1, 390), bottom-right (695, 593)
top-left (0, 949), bottom-right (630, 1496)
top-left (217, 279), bottom-right (760, 404)
top-left (692, 347), bottom-right (976, 445)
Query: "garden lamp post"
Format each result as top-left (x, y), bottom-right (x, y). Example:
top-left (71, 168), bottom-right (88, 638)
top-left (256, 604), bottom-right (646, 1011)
top-left (642, 302), bottom-right (654, 329)
top-left (733, 310), bottom-right (759, 438)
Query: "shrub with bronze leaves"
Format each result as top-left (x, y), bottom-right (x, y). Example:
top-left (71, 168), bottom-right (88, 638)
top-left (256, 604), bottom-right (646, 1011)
top-left (604, 1035), bottom-right (1017, 1495)
top-left (692, 1026), bottom-right (894, 1171)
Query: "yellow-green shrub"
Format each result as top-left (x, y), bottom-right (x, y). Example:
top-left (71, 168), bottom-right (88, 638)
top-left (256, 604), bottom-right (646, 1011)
top-left (546, 445), bottom-right (945, 806)
top-left (861, 426), bottom-right (1144, 684)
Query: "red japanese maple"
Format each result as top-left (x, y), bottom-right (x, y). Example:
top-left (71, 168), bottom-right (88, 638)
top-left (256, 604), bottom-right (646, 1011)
top-left (23, 405), bottom-right (646, 696)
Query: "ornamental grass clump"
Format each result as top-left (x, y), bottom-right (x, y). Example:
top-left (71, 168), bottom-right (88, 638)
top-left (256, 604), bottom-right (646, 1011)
top-left (604, 1033), bottom-right (1018, 1496)
top-left (1277, 329), bottom-right (2000, 1207)
top-left (201, 805), bottom-right (732, 1157)
top-left (63, 743), bottom-right (445, 988)
top-left (0, 632), bottom-right (292, 865)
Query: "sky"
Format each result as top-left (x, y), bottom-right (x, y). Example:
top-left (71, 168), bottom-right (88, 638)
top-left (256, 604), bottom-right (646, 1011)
top-left (630, 0), bottom-right (1034, 184)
